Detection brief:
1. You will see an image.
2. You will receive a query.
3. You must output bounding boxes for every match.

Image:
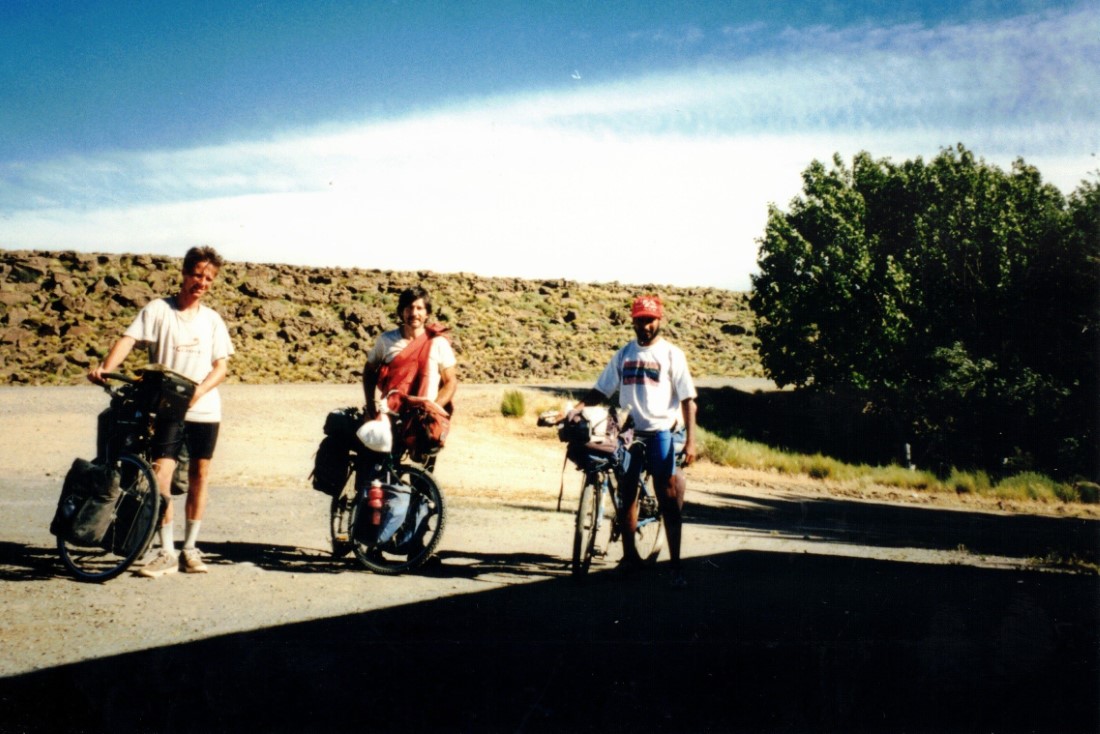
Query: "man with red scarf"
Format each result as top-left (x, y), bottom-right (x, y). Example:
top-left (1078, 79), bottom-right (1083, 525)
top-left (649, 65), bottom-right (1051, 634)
top-left (362, 286), bottom-right (457, 436)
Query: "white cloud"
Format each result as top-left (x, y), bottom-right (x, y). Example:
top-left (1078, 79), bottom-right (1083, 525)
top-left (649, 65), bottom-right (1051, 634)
top-left (2, 4), bottom-right (1096, 292)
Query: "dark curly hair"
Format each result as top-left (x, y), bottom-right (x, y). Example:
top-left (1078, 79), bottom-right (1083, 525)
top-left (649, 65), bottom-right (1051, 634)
top-left (396, 286), bottom-right (433, 318)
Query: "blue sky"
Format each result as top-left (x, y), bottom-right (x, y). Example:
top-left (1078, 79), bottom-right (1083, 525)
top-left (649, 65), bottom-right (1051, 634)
top-left (1, 1), bottom-right (1097, 291)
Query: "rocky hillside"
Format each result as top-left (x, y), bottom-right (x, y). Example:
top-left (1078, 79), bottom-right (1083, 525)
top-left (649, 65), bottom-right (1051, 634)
top-left (0, 249), bottom-right (762, 386)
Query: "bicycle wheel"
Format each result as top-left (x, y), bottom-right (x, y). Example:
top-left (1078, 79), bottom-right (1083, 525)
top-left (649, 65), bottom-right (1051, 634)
top-left (623, 470), bottom-right (664, 566)
top-left (58, 454), bottom-right (161, 582)
top-left (572, 478), bottom-right (599, 577)
top-left (572, 472), bottom-right (615, 577)
top-left (329, 490), bottom-right (354, 558)
top-left (350, 464), bottom-right (446, 575)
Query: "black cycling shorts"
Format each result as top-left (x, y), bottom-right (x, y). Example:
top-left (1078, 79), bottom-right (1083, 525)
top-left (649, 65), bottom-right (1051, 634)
top-left (152, 419), bottom-right (220, 461)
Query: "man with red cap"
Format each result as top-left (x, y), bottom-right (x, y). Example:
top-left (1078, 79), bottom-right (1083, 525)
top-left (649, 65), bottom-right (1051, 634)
top-left (569, 294), bottom-right (697, 588)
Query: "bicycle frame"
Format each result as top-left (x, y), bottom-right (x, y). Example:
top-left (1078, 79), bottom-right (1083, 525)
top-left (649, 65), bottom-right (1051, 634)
top-left (328, 402), bottom-right (447, 575)
top-left (56, 372), bottom-right (163, 582)
top-left (569, 435), bottom-right (664, 575)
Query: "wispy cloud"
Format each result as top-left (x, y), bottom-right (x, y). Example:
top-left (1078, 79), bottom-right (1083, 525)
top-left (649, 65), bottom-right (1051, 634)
top-left (2, 4), bottom-right (1096, 291)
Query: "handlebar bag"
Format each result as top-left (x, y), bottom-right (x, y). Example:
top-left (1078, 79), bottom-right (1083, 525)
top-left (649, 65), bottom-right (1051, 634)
top-left (136, 367), bottom-right (197, 423)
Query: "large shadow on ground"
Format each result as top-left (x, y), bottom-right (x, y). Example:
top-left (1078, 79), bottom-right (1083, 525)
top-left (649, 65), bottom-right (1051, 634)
top-left (688, 488), bottom-right (1100, 565)
top-left (2, 494), bottom-right (1097, 734)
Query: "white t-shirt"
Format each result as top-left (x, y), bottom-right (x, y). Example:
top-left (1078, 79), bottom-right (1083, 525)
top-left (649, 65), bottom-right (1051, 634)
top-left (124, 297), bottom-right (234, 422)
top-left (594, 338), bottom-right (697, 432)
top-left (367, 329), bottom-right (457, 403)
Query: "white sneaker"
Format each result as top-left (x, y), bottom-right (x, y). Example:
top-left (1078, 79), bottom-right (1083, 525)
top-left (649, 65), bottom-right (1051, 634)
top-left (180, 547), bottom-right (208, 574)
top-left (138, 549), bottom-right (178, 578)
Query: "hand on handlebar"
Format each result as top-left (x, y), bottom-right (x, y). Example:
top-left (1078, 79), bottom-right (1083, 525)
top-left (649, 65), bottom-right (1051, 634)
top-left (87, 365), bottom-right (110, 386)
top-left (537, 408), bottom-right (581, 427)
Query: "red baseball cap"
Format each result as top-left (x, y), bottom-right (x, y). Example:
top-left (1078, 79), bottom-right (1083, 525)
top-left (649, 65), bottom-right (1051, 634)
top-left (631, 295), bottom-right (663, 319)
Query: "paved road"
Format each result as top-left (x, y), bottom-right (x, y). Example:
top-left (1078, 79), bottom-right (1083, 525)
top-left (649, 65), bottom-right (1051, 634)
top-left (2, 473), bottom-right (1097, 734)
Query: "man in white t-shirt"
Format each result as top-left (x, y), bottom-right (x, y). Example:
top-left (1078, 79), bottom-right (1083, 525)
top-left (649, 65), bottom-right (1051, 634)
top-left (569, 294), bottom-right (697, 588)
top-left (88, 246), bottom-right (234, 578)
top-left (363, 283), bottom-right (457, 477)
top-left (362, 286), bottom-right (457, 442)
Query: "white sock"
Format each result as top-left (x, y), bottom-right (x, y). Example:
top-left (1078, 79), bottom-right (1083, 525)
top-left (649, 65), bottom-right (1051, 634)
top-left (184, 520), bottom-right (202, 550)
top-left (159, 523), bottom-right (175, 554)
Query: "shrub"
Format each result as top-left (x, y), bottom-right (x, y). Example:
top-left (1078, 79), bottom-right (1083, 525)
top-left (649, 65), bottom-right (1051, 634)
top-left (805, 454), bottom-right (836, 480)
top-left (995, 472), bottom-right (1060, 502)
top-left (947, 469), bottom-right (991, 495)
top-left (1075, 482), bottom-right (1100, 504)
top-left (871, 465), bottom-right (938, 490)
top-left (500, 390), bottom-right (526, 418)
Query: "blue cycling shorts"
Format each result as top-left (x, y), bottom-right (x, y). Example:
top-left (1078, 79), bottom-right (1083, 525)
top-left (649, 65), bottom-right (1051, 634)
top-left (628, 428), bottom-right (685, 482)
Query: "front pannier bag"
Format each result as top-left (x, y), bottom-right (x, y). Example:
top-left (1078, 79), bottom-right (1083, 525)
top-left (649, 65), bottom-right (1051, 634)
top-left (50, 459), bottom-right (121, 547)
top-left (310, 407), bottom-right (362, 495)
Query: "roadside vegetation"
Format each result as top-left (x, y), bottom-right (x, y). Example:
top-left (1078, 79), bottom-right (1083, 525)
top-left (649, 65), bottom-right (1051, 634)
top-left (510, 389), bottom-right (1099, 511)
top-left (752, 145), bottom-right (1098, 486)
top-left (697, 427), bottom-right (1099, 506)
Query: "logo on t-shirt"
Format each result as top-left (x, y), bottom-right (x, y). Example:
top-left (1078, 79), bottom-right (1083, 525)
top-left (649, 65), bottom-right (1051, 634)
top-left (623, 359), bottom-right (660, 386)
top-left (175, 338), bottom-right (202, 354)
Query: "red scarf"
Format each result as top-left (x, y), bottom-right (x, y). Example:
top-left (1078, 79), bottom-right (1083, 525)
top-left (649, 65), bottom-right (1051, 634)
top-left (376, 324), bottom-right (450, 409)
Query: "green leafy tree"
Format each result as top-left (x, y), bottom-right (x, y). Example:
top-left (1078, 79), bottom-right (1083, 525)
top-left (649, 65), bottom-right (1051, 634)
top-left (751, 145), bottom-right (1098, 479)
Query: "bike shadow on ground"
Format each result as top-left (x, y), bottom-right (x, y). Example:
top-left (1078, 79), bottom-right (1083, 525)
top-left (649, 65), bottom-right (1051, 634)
top-left (2, 539), bottom-right (1096, 734)
top-left (0, 538), bottom-right (569, 585)
top-left (190, 539), bottom-right (571, 582)
top-left (0, 540), bottom-right (70, 582)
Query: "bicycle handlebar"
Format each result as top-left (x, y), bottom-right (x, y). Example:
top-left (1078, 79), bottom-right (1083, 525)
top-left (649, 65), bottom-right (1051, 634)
top-left (101, 372), bottom-right (138, 384)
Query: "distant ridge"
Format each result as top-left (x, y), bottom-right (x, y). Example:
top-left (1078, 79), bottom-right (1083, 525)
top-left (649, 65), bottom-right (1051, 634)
top-left (0, 249), bottom-right (761, 385)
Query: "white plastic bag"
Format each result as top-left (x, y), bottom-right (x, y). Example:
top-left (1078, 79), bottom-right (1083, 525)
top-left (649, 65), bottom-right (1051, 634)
top-left (356, 416), bottom-right (393, 452)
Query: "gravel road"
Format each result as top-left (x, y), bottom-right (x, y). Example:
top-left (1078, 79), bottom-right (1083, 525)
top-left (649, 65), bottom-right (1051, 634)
top-left (1, 384), bottom-right (1096, 733)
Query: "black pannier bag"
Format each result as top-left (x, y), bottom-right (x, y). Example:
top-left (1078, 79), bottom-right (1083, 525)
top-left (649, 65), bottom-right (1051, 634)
top-left (310, 407), bottom-right (362, 495)
top-left (324, 406), bottom-right (362, 440)
top-left (96, 404), bottom-right (144, 462)
top-left (50, 459), bottom-right (121, 548)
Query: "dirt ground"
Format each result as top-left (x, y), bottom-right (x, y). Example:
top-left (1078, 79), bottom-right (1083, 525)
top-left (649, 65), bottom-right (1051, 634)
top-left (1, 383), bottom-right (1097, 733)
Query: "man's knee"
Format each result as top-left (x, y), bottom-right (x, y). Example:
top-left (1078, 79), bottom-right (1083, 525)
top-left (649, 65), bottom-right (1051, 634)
top-left (188, 458), bottom-right (212, 482)
top-left (659, 472), bottom-right (685, 509)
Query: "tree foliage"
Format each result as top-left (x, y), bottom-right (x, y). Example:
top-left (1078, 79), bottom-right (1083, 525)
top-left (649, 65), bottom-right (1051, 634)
top-left (751, 145), bottom-right (1099, 480)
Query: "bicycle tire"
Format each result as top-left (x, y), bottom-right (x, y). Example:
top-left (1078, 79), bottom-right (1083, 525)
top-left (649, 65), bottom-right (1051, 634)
top-left (329, 490), bottom-right (354, 558)
top-left (58, 454), bottom-right (161, 582)
top-left (622, 470), bottom-right (664, 566)
top-left (350, 464), bottom-right (445, 575)
top-left (571, 478), bottom-right (600, 577)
